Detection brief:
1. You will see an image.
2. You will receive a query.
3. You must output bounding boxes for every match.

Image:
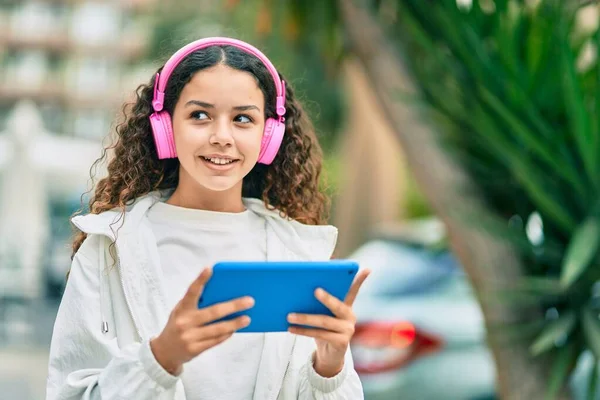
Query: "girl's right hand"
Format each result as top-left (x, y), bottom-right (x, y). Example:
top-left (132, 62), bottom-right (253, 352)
top-left (150, 267), bottom-right (254, 375)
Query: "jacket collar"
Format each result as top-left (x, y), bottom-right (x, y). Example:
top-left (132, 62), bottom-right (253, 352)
top-left (72, 191), bottom-right (338, 260)
top-left (71, 193), bottom-right (158, 240)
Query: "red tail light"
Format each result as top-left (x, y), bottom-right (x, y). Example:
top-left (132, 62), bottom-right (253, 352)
top-left (351, 321), bottom-right (444, 374)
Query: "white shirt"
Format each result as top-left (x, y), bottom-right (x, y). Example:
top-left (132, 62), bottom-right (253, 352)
top-left (147, 200), bottom-right (267, 400)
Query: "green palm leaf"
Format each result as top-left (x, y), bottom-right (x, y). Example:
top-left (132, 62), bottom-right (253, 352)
top-left (560, 217), bottom-right (600, 288)
top-left (530, 310), bottom-right (577, 356)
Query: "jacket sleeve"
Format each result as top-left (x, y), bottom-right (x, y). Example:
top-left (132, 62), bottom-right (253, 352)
top-left (45, 240), bottom-right (180, 400)
top-left (295, 338), bottom-right (364, 399)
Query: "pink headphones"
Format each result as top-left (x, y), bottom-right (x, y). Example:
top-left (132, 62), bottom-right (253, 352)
top-left (150, 37), bottom-right (287, 165)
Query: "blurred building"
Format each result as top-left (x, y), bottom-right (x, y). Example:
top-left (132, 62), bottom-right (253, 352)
top-left (0, 0), bottom-right (157, 138)
top-left (0, 0), bottom-right (158, 299)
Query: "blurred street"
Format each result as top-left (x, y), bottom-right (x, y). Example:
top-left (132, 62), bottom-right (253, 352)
top-left (0, 298), bottom-right (59, 400)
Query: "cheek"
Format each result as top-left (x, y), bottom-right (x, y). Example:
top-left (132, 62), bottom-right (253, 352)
top-left (173, 123), bottom-right (202, 152)
top-left (238, 127), bottom-right (265, 158)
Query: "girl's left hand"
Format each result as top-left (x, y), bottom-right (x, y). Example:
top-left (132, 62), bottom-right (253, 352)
top-left (287, 269), bottom-right (371, 377)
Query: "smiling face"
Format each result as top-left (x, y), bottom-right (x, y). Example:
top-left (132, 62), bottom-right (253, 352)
top-left (170, 64), bottom-right (266, 199)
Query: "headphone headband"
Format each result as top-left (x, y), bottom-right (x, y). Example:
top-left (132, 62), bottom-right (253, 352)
top-left (152, 37), bottom-right (286, 117)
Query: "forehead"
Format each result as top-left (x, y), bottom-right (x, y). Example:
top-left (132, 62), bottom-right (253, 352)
top-left (180, 64), bottom-right (264, 105)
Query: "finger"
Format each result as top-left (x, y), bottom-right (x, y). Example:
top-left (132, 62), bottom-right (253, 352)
top-left (194, 296), bottom-right (255, 325)
top-left (182, 316), bottom-right (250, 345)
top-left (180, 267), bottom-right (213, 309)
top-left (314, 288), bottom-right (353, 320)
top-left (288, 326), bottom-right (347, 345)
top-left (344, 268), bottom-right (371, 306)
top-left (196, 315), bottom-right (251, 339)
top-left (287, 313), bottom-right (353, 335)
top-left (187, 332), bottom-right (233, 355)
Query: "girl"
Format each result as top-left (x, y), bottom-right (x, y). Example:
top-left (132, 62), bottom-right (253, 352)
top-left (46, 37), bottom-right (369, 400)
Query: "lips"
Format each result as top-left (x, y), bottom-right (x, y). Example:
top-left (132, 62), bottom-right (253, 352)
top-left (200, 156), bottom-right (240, 165)
top-left (199, 156), bottom-right (240, 171)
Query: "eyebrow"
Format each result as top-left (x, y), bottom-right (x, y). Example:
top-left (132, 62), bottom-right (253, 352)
top-left (185, 100), bottom-right (260, 112)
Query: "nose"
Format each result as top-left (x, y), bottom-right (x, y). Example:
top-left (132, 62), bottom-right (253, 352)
top-left (209, 118), bottom-right (234, 147)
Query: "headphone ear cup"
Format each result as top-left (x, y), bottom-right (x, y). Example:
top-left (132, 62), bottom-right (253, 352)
top-left (150, 111), bottom-right (177, 159)
top-left (258, 117), bottom-right (285, 165)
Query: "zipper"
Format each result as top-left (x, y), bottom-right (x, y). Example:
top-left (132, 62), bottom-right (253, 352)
top-left (281, 344), bottom-right (294, 399)
top-left (72, 218), bottom-right (144, 340)
top-left (272, 338), bottom-right (296, 400)
top-left (113, 241), bottom-right (144, 341)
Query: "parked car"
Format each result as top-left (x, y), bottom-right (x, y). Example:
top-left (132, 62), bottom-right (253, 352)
top-left (349, 219), bottom-right (600, 400)
top-left (44, 195), bottom-right (87, 299)
top-left (45, 236), bottom-right (72, 299)
top-left (348, 220), bottom-right (496, 400)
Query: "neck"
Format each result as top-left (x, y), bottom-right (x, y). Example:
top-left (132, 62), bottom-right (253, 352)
top-left (166, 181), bottom-right (245, 213)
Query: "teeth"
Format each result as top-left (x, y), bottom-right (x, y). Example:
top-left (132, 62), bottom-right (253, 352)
top-left (204, 157), bottom-right (235, 165)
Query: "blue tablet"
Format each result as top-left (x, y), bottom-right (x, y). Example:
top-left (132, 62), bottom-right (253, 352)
top-left (197, 260), bottom-right (359, 333)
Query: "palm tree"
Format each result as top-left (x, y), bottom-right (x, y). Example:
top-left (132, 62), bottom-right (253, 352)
top-left (227, 0), bottom-right (600, 398)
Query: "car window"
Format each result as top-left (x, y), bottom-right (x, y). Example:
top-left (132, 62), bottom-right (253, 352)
top-left (350, 240), bottom-right (460, 297)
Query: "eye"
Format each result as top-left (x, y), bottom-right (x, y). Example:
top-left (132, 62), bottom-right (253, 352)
top-left (234, 114), bottom-right (253, 124)
top-left (190, 111), bottom-right (209, 120)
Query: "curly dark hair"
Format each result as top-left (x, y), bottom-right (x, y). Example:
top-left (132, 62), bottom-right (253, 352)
top-left (72, 44), bottom-right (330, 257)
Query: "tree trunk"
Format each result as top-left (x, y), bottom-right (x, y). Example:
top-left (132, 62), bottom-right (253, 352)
top-left (336, 0), bottom-right (571, 398)
top-left (332, 59), bottom-right (406, 257)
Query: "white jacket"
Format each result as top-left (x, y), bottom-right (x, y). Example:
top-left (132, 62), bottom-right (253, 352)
top-left (46, 193), bottom-right (364, 400)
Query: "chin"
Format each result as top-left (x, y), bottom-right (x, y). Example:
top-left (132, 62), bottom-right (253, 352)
top-left (195, 177), bottom-right (241, 192)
